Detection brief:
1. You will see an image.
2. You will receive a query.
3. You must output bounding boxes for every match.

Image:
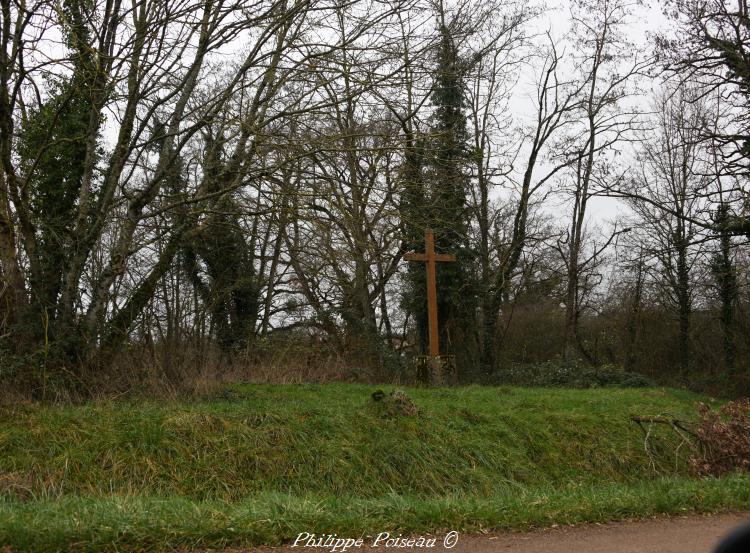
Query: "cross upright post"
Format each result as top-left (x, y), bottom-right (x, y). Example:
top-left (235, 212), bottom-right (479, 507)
top-left (404, 229), bottom-right (456, 358)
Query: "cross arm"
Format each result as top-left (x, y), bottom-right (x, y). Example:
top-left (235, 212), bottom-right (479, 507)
top-left (434, 254), bottom-right (456, 262)
top-left (403, 253), bottom-right (456, 263)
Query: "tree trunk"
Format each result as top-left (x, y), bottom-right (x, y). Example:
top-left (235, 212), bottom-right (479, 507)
top-left (675, 229), bottom-right (691, 375)
top-left (624, 258), bottom-right (644, 372)
top-left (562, 254), bottom-right (579, 364)
top-left (713, 205), bottom-right (737, 375)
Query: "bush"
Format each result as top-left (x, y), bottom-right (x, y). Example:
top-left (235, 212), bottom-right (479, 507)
top-left (492, 360), bottom-right (655, 389)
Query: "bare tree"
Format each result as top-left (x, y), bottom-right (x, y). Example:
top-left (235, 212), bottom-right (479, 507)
top-left (627, 85), bottom-right (711, 374)
top-left (558, 0), bottom-right (648, 363)
top-left (477, 35), bottom-right (587, 372)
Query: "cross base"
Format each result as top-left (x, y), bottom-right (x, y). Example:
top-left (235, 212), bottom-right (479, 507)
top-left (412, 355), bottom-right (456, 386)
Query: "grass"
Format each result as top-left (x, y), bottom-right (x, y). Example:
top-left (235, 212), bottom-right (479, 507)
top-left (0, 384), bottom-right (747, 551)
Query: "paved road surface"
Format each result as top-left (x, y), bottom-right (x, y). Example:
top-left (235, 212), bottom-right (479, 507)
top-left (206, 512), bottom-right (750, 553)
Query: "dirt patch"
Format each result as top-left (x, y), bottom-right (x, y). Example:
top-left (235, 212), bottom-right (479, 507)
top-left (0, 472), bottom-right (33, 501)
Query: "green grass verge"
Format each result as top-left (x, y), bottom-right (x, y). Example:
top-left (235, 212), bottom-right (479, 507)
top-left (0, 384), bottom-right (746, 551)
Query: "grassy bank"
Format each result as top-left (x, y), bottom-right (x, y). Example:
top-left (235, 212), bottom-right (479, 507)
top-left (0, 384), bottom-right (747, 551)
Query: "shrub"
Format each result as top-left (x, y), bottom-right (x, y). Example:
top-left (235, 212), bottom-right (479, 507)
top-left (492, 360), bottom-right (655, 389)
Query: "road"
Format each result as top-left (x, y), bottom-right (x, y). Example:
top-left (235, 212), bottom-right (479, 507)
top-left (203, 512), bottom-right (750, 553)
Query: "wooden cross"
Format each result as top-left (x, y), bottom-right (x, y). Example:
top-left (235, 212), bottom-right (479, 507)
top-left (404, 229), bottom-right (456, 357)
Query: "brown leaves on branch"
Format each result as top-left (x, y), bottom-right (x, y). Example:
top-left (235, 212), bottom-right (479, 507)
top-left (690, 399), bottom-right (750, 477)
top-left (630, 400), bottom-right (750, 476)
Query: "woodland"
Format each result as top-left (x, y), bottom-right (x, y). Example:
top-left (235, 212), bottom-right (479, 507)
top-left (2, 0), bottom-right (750, 398)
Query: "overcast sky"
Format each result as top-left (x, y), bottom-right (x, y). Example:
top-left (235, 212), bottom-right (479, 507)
top-left (520, 0), bottom-right (670, 227)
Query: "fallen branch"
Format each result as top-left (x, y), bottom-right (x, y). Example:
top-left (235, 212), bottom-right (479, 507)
top-left (630, 415), bottom-right (699, 438)
top-left (630, 413), bottom-right (701, 473)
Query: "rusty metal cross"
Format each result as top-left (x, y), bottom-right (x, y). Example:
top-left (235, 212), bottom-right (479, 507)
top-left (404, 229), bottom-right (456, 358)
